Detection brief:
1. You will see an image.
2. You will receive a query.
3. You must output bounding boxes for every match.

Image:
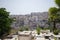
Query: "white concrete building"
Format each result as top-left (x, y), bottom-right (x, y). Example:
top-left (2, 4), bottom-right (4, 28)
top-left (3, 35), bottom-right (18, 40)
top-left (18, 31), bottom-right (32, 40)
top-left (34, 34), bottom-right (45, 40)
top-left (0, 30), bottom-right (60, 40)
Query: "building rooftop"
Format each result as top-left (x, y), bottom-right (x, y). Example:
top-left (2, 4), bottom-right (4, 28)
top-left (18, 31), bottom-right (32, 35)
top-left (54, 35), bottom-right (60, 37)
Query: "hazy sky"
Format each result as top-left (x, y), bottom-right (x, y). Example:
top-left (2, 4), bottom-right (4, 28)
top-left (0, 0), bottom-right (56, 15)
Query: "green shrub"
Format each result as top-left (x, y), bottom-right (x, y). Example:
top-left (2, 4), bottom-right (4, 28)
top-left (19, 27), bottom-right (24, 31)
top-left (36, 27), bottom-right (40, 35)
top-left (53, 29), bottom-right (59, 35)
top-left (19, 26), bottom-right (29, 31)
top-left (24, 27), bottom-right (29, 31)
top-left (54, 37), bottom-right (57, 40)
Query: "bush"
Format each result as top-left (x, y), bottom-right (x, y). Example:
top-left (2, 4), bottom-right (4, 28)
top-left (36, 27), bottom-right (40, 35)
top-left (53, 29), bottom-right (59, 35)
top-left (54, 37), bottom-right (57, 40)
top-left (19, 27), bottom-right (24, 31)
top-left (24, 27), bottom-right (29, 31)
top-left (19, 26), bottom-right (29, 31)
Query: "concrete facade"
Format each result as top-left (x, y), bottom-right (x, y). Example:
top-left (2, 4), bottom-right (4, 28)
top-left (18, 31), bottom-right (32, 40)
top-left (3, 35), bottom-right (18, 40)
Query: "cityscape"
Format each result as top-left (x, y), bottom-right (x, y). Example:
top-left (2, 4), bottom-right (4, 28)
top-left (10, 12), bottom-right (48, 30)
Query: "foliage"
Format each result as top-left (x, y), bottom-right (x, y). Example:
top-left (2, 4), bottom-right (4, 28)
top-left (19, 27), bottom-right (24, 31)
top-left (48, 0), bottom-right (60, 34)
top-left (54, 37), bottom-right (57, 40)
top-left (0, 8), bottom-right (12, 38)
top-left (55, 0), bottom-right (60, 7)
top-left (49, 26), bottom-right (53, 32)
top-left (36, 26), bottom-right (40, 35)
top-left (24, 26), bottom-right (29, 31)
top-left (19, 26), bottom-right (29, 31)
top-left (53, 29), bottom-right (59, 35)
top-left (49, 7), bottom-right (58, 22)
top-left (43, 27), bottom-right (49, 30)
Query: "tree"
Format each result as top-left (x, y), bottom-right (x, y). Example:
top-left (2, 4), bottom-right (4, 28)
top-left (36, 26), bottom-right (40, 35)
top-left (55, 0), bottom-right (60, 8)
top-left (49, 7), bottom-right (58, 30)
top-left (48, 0), bottom-right (60, 35)
top-left (0, 8), bottom-right (12, 38)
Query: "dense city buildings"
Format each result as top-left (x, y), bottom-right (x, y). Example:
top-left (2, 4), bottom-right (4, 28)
top-left (10, 12), bottom-right (48, 30)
